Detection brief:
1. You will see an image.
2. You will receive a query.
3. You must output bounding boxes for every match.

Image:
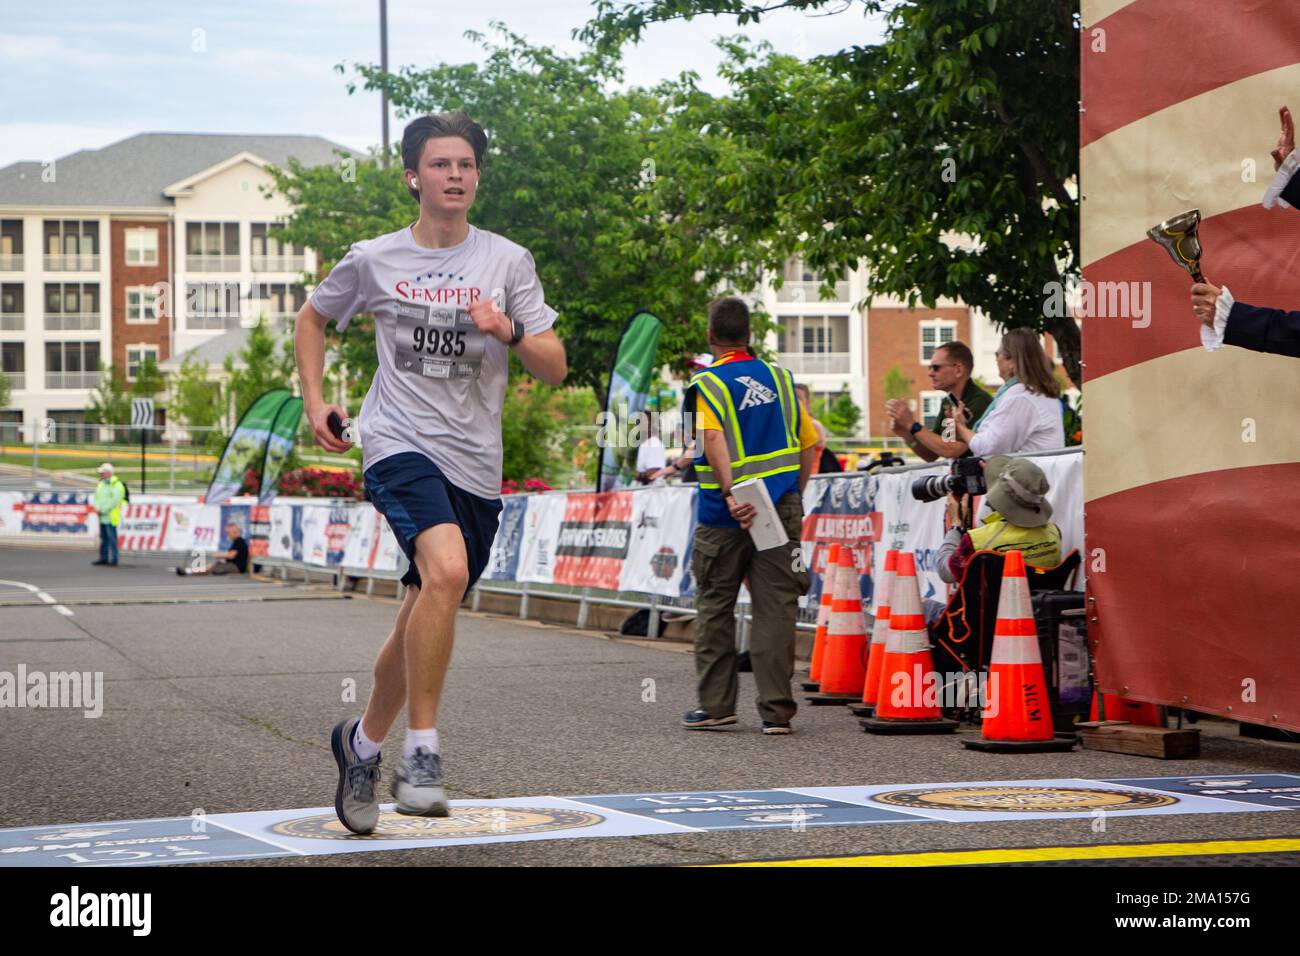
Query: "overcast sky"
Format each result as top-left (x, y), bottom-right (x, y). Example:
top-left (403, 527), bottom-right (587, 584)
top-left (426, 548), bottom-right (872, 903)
top-left (0, 0), bottom-right (888, 168)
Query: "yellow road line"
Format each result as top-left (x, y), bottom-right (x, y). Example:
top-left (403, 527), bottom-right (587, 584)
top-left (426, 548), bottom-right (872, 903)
top-left (712, 838), bottom-right (1300, 867)
top-left (0, 445), bottom-right (216, 464)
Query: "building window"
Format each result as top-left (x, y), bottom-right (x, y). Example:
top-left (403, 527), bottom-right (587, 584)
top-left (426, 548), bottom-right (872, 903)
top-left (126, 286), bottom-right (159, 323)
top-left (126, 345), bottom-right (159, 382)
top-left (44, 341), bottom-right (101, 389)
top-left (0, 283), bottom-right (21, 331)
top-left (185, 222), bottom-right (240, 271)
top-left (919, 319), bottom-right (957, 363)
top-left (185, 281), bottom-right (240, 330)
top-left (249, 282), bottom-right (306, 320)
top-left (1, 342), bottom-right (23, 392)
top-left (250, 224), bottom-right (306, 272)
top-left (42, 220), bottom-right (100, 271)
top-left (921, 390), bottom-right (947, 431)
top-left (125, 229), bottom-right (159, 266)
top-left (777, 256), bottom-right (850, 303)
top-left (43, 283), bottom-right (101, 330)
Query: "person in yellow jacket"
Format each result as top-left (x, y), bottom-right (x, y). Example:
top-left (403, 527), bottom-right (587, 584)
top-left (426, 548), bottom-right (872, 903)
top-left (937, 455), bottom-right (1061, 584)
top-left (92, 462), bottom-right (126, 567)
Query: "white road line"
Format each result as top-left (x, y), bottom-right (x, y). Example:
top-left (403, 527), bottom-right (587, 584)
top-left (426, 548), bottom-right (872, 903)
top-left (0, 579), bottom-right (75, 619)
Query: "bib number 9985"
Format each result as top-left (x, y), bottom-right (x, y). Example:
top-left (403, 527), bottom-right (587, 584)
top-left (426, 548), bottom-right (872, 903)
top-left (412, 326), bottom-right (467, 357)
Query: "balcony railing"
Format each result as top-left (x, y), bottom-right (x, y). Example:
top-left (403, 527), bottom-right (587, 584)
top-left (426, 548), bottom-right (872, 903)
top-left (44, 312), bottom-right (101, 331)
top-left (0, 313), bottom-right (21, 331)
top-left (778, 351), bottom-right (852, 375)
top-left (0, 254), bottom-right (22, 271)
top-left (777, 280), bottom-right (851, 303)
top-left (2, 372), bottom-right (24, 390)
top-left (46, 370), bottom-right (102, 389)
top-left (43, 254), bottom-right (100, 272)
top-left (187, 312), bottom-right (239, 330)
top-left (185, 254), bottom-right (240, 272)
top-left (251, 254), bottom-right (306, 273)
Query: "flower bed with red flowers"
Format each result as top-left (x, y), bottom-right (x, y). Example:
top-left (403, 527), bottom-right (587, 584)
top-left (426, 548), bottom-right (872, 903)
top-left (501, 477), bottom-right (553, 495)
top-left (241, 466), bottom-right (363, 498)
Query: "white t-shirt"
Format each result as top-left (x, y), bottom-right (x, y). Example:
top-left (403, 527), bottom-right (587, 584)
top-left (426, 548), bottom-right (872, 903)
top-left (635, 437), bottom-right (666, 474)
top-left (967, 383), bottom-right (1065, 457)
top-left (310, 225), bottom-right (557, 499)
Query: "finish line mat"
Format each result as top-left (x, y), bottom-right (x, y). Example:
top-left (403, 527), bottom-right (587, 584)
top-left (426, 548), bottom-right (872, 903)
top-left (3, 774), bottom-right (1297, 867)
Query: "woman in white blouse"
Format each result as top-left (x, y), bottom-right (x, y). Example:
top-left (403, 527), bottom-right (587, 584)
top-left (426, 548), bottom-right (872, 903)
top-left (949, 329), bottom-right (1065, 457)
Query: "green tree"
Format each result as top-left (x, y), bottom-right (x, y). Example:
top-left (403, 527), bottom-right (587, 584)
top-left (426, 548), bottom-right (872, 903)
top-left (224, 320), bottom-right (297, 424)
top-left (582, 0), bottom-right (1083, 386)
top-left (269, 27), bottom-right (727, 404)
top-left (87, 363), bottom-right (131, 435)
top-left (169, 352), bottom-right (225, 430)
top-left (499, 367), bottom-right (601, 487)
top-left (129, 354), bottom-right (165, 399)
top-left (0, 370), bottom-right (9, 410)
top-left (814, 385), bottom-right (862, 437)
top-left (882, 364), bottom-right (911, 402)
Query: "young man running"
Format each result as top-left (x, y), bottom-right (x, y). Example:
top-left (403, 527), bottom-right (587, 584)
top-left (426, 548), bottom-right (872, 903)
top-left (296, 112), bottom-right (566, 833)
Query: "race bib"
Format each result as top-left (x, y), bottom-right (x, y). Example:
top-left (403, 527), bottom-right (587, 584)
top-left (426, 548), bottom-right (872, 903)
top-left (393, 300), bottom-right (487, 380)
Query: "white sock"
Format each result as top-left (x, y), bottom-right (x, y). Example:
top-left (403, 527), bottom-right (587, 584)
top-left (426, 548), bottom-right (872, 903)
top-left (403, 727), bottom-right (439, 758)
top-left (351, 721), bottom-right (381, 761)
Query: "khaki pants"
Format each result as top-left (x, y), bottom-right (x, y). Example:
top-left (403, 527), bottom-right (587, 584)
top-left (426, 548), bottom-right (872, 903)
top-left (691, 492), bottom-right (810, 724)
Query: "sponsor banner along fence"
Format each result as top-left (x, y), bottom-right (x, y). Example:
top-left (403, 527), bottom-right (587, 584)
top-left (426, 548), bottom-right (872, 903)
top-left (0, 451), bottom-right (1084, 603)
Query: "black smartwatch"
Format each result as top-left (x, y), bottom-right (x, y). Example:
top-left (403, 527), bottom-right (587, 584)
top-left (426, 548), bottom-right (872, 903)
top-left (508, 316), bottom-right (525, 346)
top-left (909, 421), bottom-right (923, 436)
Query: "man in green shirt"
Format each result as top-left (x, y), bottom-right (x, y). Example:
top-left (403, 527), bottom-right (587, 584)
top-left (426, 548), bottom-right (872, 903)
top-left (885, 341), bottom-right (992, 461)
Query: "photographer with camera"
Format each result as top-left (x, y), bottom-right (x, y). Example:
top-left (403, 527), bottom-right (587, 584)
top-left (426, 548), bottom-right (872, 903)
top-left (934, 456), bottom-right (1061, 585)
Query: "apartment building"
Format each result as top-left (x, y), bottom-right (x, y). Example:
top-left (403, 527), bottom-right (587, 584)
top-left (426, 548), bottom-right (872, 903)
top-left (0, 132), bottom-right (352, 439)
top-left (753, 256), bottom-right (1010, 439)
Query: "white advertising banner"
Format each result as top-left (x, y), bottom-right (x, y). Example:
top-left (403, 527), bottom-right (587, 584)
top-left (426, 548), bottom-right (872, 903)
top-left (117, 503), bottom-right (173, 551)
top-left (268, 505), bottom-right (296, 560)
top-left (298, 505), bottom-right (331, 567)
top-left (516, 493), bottom-right (565, 584)
top-left (341, 504), bottom-right (378, 569)
top-left (617, 485), bottom-right (697, 598)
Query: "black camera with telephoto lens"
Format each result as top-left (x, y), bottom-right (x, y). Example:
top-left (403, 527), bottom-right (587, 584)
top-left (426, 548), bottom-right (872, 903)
top-left (910, 456), bottom-right (986, 503)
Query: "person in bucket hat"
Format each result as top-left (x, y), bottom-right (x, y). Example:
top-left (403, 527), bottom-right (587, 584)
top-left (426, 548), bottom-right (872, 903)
top-left (936, 455), bottom-right (1062, 584)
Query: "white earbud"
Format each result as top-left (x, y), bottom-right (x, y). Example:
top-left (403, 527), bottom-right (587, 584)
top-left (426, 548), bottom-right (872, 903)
top-left (409, 180), bottom-right (417, 188)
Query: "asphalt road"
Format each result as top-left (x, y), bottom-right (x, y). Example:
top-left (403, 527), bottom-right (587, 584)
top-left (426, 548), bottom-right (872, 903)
top-left (2, 544), bottom-right (1298, 868)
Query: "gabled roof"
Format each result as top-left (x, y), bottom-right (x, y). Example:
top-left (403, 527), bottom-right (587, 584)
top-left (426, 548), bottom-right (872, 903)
top-left (0, 132), bottom-right (358, 209)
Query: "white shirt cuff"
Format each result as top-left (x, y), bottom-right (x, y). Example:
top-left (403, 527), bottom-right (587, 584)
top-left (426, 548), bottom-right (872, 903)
top-left (1200, 285), bottom-right (1234, 352)
top-left (1264, 148), bottom-right (1300, 209)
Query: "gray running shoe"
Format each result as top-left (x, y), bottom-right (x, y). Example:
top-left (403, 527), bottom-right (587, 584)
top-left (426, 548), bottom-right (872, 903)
top-left (391, 746), bottom-right (450, 817)
top-left (331, 718), bottom-right (381, 834)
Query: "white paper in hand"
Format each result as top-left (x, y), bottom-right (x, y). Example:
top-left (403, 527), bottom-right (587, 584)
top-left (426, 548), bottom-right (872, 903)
top-left (729, 478), bottom-right (789, 551)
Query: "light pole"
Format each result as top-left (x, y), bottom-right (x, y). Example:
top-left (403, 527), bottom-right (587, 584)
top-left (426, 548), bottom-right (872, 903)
top-left (380, 0), bottom-right (390, 169)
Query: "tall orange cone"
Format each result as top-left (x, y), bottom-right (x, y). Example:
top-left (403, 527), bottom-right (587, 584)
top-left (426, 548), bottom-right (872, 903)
top-left (848, 549), bottom-right (896, 718)
top-left (963, 550), bottom-right (1076, 752)
top-left (801, 543), bottom-right (840, 693)
top-left (805, 547), bottom-right (869, 705)
top-left (860, 551), bottom-right (957, 734)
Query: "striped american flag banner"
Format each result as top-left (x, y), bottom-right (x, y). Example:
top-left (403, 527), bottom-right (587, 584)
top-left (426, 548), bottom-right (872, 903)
top-left (1082, 0), bottom-right (1300, 731)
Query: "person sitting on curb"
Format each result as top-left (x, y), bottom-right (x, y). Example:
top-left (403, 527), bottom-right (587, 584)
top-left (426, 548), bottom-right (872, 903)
top-left (176, 521), bottom-right (249, 576)
top-left (936, 456), bottom-right (1061, 585)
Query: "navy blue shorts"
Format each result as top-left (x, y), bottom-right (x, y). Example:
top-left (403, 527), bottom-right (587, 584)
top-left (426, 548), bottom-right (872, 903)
top-left (363, 452), bottom-right (502, 594)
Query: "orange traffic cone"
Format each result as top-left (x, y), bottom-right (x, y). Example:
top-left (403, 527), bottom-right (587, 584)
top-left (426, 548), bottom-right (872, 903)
top-left (848, 549), bottom-right (896, 718)
top-left (860, 551), bottom-right (957, 734)
top-left (805, 547), bottom-right (869, 705)
top-left (801, 543), bottom-right (840, 693)
top-left (963, 550), bottom-right (1076, 752)
top-left (1090, 691), bottom-right (1163, 727)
